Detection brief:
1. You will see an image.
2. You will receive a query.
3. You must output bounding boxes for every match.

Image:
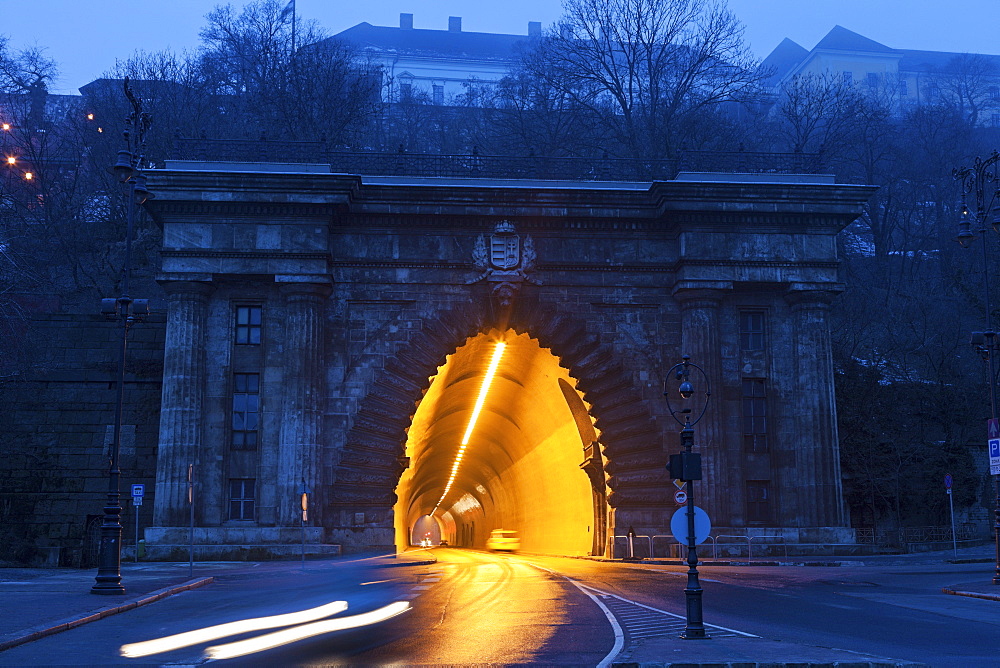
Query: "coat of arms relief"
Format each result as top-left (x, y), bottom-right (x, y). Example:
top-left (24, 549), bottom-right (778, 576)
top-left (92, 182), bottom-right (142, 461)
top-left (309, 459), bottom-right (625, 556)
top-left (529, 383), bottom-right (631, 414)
top-left (470, 221), bottom-right (539, 305)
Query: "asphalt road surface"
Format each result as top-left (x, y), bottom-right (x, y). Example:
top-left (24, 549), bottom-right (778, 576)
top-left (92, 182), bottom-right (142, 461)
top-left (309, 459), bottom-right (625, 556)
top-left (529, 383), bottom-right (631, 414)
top-left (1, 549), bottom-right (998, 666)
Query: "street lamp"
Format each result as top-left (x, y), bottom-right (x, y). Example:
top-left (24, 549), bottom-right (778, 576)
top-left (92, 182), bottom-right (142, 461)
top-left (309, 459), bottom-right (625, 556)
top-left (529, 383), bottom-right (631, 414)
top-left (91, 78), bottom-right (152, 595)
top-left (954, 150), bottom-right (1000, 586)
top-left (663, 355), bottom-right (711, 639)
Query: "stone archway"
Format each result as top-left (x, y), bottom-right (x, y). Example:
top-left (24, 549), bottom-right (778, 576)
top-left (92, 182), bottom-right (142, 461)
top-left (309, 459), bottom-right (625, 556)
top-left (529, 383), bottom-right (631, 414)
top-left (329, 289), bottom-right (667, 554)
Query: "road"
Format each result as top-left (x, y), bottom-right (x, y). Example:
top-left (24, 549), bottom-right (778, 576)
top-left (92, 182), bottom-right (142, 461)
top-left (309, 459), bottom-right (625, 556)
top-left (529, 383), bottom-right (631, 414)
top-left (1, 549), bottom-right (998, 666)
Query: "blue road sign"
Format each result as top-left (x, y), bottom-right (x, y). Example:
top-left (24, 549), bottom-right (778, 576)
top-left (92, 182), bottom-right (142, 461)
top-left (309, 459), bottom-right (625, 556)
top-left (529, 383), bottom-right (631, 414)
top-left (990, 438), bottom-right (1000, 475)
top-left (131, 484), bottom-right (145, 497)
top-left (944, 474), bottom-right (953, 489)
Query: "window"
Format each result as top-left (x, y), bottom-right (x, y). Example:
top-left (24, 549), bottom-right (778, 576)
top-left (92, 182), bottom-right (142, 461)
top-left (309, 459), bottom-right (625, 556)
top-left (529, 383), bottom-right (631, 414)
top-left (742, 379), bottom-right (768, 452)
top-left (866, 72), bottom-right (879, 88)
top-left (232, 373), bottom-right (260, 450)
top-left (399, 77), bottom-right (413, 100)
top-left (898, 78), bottom-right (909, 97)
top-left (433, 84), bottom-right (444, 105)
top-left (992, 113), bottom-right (1000, 128)
top-left (235, 305), bottom-right (262, 345)
top-left (740, 311), bottom-right (766, 351)
top-left (229, 479), bottom-right (256, 521)
top-left (746, 480), bottom-right (771, 524)
top-left (842, 71), bottom-right (853, 85)
top-left (990, 86), bottom-right (1000, 101)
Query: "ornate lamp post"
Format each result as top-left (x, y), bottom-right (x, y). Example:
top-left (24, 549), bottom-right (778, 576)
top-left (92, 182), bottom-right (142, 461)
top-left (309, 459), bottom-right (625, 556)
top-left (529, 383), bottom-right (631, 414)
top-left (954, 150), bottom-right (1000, 586)
top-left (663, 355), bottom-right (711, 639)
top-left (92, 78), bottom-right (152, 594)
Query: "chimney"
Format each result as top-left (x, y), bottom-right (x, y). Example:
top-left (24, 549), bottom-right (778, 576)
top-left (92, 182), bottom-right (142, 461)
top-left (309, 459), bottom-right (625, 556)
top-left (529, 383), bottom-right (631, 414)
top-left (528, 21), bottom-right (541, 37)
top-left (449, 16), bottom-right (462, 32)
top-left (400, 13), bottom-right (413, 30)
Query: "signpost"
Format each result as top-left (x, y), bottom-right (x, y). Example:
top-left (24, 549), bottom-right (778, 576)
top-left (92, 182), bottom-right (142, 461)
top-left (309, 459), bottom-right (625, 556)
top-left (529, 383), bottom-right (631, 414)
top-left (131, 485), bottom-right (144, 562)
top-left (674, 489), bottom-right (688, 506)
top-left (945, 474), bottom-right (957, 558)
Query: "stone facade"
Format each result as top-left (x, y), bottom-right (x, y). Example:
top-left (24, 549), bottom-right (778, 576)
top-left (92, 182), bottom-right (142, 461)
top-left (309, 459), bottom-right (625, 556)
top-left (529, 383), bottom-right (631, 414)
top-left (139, 163), bottom-right (874, 556)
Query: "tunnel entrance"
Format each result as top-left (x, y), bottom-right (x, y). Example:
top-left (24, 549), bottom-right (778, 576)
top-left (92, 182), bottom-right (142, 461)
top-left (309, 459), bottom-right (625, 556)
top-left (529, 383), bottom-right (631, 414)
top-left (394, 330), bottom-right (608, 556)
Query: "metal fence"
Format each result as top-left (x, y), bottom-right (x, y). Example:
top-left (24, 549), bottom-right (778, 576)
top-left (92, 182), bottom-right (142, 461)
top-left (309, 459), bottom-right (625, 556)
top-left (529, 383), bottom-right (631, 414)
top-left (855, 525), bottom-right (981, 546)
top-left (169, 138), bottom-right (825, 182)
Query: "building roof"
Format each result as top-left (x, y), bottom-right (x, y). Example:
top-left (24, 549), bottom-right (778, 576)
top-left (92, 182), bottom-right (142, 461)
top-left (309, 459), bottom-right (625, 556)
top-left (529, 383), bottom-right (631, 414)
top-left (328, 22), bottom-right (536, 62)
top-left (898, 49), bottom-right (1000, 73)
top-left (813, 25), bottom-right (897, 54)
top-left (759, 38), bottom-right (808, 87)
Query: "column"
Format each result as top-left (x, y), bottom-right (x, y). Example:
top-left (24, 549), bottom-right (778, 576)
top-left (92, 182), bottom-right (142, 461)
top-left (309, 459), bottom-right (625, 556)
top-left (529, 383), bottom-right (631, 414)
top-left (673, 283), bottom-right (731, 527)
top-left (785, 287), bottom-right (845, 528)
top-left (153, 281), bottom-right (212, 527)
top-left (277, 281), bottom-right (332, 526)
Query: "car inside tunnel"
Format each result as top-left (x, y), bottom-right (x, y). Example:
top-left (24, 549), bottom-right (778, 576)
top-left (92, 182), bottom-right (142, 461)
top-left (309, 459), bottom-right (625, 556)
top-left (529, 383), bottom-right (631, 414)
top-left (394, 330), bottom-right (608, 556)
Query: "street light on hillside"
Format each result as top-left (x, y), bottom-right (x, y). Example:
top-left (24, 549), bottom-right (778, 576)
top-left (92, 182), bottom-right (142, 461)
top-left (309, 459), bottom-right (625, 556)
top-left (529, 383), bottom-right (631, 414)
top-left (663, 355), bottom-right (711, 638)
top-left (953, 150), bottom-right (1000, 586)
top-left (91, 78), bottom-right (152, 595)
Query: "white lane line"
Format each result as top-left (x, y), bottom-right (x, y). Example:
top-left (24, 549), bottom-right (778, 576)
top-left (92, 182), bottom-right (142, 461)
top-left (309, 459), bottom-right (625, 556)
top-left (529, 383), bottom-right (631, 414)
top-left (421, 577), bottom-right (440, 582)
top-left (565, 579), bottom-right (625, 668)
top-left (411, 585), bottom-right (431, 590)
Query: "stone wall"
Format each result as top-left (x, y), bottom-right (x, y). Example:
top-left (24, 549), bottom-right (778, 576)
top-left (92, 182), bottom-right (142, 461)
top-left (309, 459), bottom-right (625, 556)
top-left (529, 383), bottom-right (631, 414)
top-left (0, 310), bottom-right (165, 566)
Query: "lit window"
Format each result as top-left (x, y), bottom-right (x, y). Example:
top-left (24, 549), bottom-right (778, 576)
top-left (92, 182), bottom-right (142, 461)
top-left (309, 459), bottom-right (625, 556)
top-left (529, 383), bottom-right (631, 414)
top-left (235, 305), bottom-right (262, 344)
top-left (739, 311), bottom-right (766, 351)
top-left (746, 480), bottom-right (771, 524)
top-left (232, 373), bottom-right (260, 450)
top-left (229, 479), bottom-right (256, 521)
top-left (23, 172), bottom-right (33, 180)
top-left (742, 379), bottom-right (767, 453)
top-left (6, 156), bottom-right (14, 165)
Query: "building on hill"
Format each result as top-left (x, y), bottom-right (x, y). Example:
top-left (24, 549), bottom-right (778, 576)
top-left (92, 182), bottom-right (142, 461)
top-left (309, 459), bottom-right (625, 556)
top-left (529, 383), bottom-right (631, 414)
top-left (763, 25), bottom-right (1000, 125)
top-left (325, 14), bottom-right (541, 105)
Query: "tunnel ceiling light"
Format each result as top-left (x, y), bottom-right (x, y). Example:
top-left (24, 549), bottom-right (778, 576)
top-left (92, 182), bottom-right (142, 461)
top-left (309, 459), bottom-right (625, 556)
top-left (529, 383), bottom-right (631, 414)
top-left (433, 341), bottom-right (506, 514)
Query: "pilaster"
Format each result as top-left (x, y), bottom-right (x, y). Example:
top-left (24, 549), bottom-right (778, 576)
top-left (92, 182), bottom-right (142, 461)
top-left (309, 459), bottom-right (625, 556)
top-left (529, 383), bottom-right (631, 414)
top-left (277, 280), bottom-right (332, 526)
top-left (672, 282), bottom-right (732, 526)
top-left (784, 286), bottom-right (845, 527)
top-left (153, 280), bottom-right (213, 527)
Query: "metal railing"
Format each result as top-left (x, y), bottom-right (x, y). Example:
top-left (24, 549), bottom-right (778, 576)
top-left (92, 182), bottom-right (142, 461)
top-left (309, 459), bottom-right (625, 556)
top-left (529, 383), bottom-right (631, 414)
top-left (169, 138), bottom-right (825, 182)
top-left (856, 525), bottom-right (981, 546)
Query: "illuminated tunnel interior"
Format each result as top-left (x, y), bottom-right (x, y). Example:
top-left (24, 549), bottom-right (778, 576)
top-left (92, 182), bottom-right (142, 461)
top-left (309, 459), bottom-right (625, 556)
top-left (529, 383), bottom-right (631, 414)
top-left (394, 330), bottom-right (608, 556)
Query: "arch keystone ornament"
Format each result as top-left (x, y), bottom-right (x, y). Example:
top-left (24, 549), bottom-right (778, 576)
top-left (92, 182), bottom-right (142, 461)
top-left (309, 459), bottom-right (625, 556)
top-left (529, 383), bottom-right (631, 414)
top-left (471, 221), bottom-right (538, 306)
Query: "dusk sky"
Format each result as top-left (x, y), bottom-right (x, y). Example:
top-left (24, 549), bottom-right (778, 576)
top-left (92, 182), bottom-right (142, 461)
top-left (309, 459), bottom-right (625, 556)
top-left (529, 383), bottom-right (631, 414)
top-left (2, 0), bottom-right (999, 94)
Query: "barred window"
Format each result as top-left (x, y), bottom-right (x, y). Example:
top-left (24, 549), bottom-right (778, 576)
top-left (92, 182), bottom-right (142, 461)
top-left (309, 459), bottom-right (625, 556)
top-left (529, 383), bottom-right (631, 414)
top-left (739, 311), bottom-right (766, 351)
top-left (232, 373), bottom-right (260, 450)
top-left (235, 306), bottom-right (262, 345)
top-left (742, 378), bottom-right (768, 452)
top-left (746, 480), bottom-right (771, 524)
top-left (229, 479), bottom-right (256, 521)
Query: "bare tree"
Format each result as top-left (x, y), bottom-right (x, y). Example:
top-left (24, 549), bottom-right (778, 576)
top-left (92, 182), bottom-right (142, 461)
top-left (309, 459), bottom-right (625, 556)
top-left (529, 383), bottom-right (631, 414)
top-left (521, 0), bottom-right (765, 159)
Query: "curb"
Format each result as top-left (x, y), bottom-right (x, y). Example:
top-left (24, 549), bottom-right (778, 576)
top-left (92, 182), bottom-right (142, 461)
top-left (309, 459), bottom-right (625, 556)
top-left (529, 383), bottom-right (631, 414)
top-left (0, 576), bottom-right (214, 653)
top-left (610, 661), bottom-right (922, 667)
top-left (941, 586), bottom-right (1000, 602)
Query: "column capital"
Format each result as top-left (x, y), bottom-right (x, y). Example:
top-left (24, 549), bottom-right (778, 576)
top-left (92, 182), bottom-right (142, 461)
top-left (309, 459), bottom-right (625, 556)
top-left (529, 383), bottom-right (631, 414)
top-left (784, 283), bottom-right (843, 310)
top-left (277, 276), bottom-right (333, 299)
top-left (672, 281), bottom-right (732, 309)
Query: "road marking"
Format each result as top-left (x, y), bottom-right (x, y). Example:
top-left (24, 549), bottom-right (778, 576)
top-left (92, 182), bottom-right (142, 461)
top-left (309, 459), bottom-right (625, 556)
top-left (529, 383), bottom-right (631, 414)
top-left (579, 584), bottom-right (757, 639)
top-left (411, 585), bottom-right (431, 590)
top-left (565, 580), bottom-right (624, 668)
top-left (421, 577), bottom-right (440, 582)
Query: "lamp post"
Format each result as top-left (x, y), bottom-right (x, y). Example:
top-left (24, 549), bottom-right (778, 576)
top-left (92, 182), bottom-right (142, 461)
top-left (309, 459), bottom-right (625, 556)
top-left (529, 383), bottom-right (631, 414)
top-left (954, 150), bottom-right (1000, 586)
top-left (91, 78), bottom-right (152, 594)
top-left (663, 355), bottom-right (711, 639)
